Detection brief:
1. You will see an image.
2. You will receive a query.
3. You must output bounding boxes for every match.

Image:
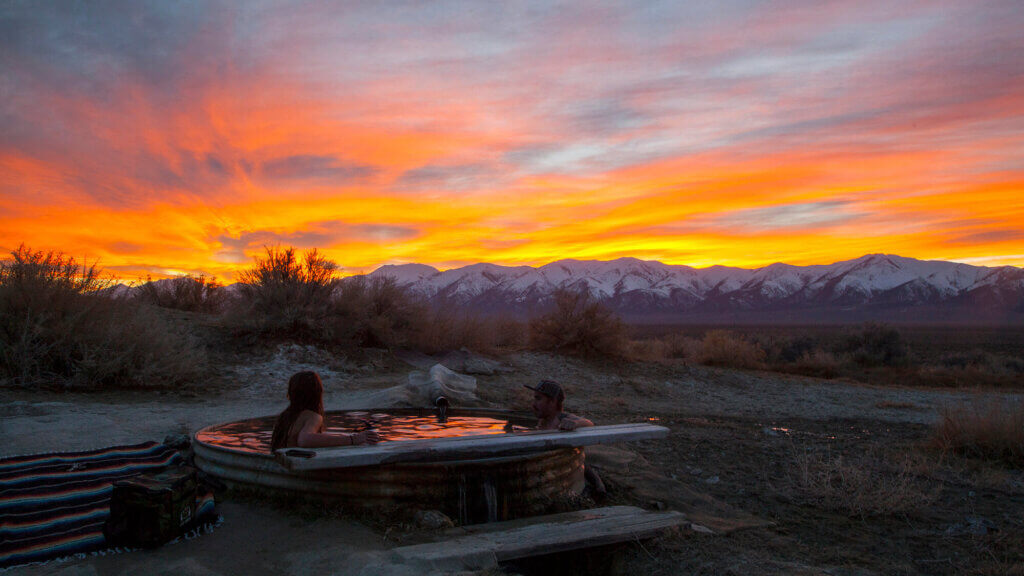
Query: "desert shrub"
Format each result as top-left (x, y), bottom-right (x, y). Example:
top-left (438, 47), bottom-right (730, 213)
top-left (624, 338), bottom-right (662, 361)
top-left (781, 448), bottom-right (938, 518)
top-left (776, 335), bottom-right (822, 363)
top-left (835, 322), bottom-right (907, 367)
top-left (942, 349), bottom-right (995, 370)
top-left (626, 333), bottom-right (699, 362)
top-left (230, 246), bottom-right (343, 341)
top-left (529, 288), bottom-right (625, 357)
top-left (901, 348), bottom-right (1024, 387)
top-left (932, 400), bottom-right (1024, 464)
top-left (785, 350), bottom-right (841, 379)
top-left (0, 244), bottom-right (206, 388)
top-left (697, 330), bottom-right (765, 369)
top-left (492, 316), bottom-right (527, 350)
top-left (941, 349), bottom-right (1024, 376)
top-left (230, 248), bottom-right (430, 348)
top-left (659, 332), bottom-right (697, 359)
top-left (409, 309), bottom-right (528, 355)
top-left (340, 275), bottom-right (428, 348)
top-left (137, 274), bottom-right (226, 313)
top-left (908, 365), bottom-right (1022, 388)
top-left (411, 308), bottom-right (481, 354)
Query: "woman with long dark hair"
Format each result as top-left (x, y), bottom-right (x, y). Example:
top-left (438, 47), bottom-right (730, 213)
top-left (270, 371), bottom-right (379, 451)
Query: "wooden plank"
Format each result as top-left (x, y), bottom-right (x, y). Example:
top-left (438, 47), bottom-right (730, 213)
top-left (392, 506), bottom-right (686, 565)
top-left (276, 423), bottom-right (669, 471)
top-left (441, 505), bottom-right (646, 537)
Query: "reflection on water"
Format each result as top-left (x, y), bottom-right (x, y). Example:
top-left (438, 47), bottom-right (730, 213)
top-left (197, 412), bottom-right (511, 454)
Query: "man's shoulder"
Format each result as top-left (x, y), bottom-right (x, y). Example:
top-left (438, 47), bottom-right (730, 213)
top-left (558, 411), bottom-right (594, 428)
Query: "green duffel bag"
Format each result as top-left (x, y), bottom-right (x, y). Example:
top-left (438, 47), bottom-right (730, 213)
top-left (103, 465), bottom-right (198, 548)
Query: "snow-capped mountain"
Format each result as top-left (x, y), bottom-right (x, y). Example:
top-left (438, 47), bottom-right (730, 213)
top-left (362, 254), bottom-right (1024, 323)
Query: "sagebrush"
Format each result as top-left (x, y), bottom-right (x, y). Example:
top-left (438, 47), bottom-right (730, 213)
top-left (529, 288), bottom-right (625, 357)
top-left (0, 244), bottom-right (207, 388)
top-left (229, 246), bottom-right (428, 348)
top-left (137, 274), bottom-right (226, 313)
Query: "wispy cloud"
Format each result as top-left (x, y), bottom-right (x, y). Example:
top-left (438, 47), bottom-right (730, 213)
top-left (701, 201), bottom-right (866, 232)
top-left (260, 155), bottom-right (378, 183)
top-left (1, 0), bottom-right (1022, 276)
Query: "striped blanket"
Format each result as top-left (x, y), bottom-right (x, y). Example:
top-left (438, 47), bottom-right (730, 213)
top-left (1, 441), bottom-right (216, 569)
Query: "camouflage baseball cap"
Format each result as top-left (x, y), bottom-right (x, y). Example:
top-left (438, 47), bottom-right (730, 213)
top-left (524, 379), bottom-right (565, 402)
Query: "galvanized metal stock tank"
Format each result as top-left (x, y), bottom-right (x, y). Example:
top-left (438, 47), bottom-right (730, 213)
top-left (193, 408), bottom-right (586, 524)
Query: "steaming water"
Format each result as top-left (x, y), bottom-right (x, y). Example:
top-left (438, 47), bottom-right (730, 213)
top-left (196, 412), bottom-right (512, 454)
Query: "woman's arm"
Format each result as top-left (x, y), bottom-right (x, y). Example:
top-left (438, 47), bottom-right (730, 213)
top-left (295, 413), bottom-right (380, 447)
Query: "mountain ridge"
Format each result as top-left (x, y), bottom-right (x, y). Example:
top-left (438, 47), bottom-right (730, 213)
top-left (110, 254), bottom-right (1024, 324)
top-left (361, 253), bottom-right (1024, 324)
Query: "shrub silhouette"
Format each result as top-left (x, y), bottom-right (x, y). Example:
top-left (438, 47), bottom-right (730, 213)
top-left (836, 322), bottom-right (907, 367)
top-left (0, 244), bottom-right (206, 387)
top-left (137, 274), bottom-right (226, 313)
top-left (337, 275), bottom-right (427, 348)
top-left (529, 288), bottom-right (625, 357)
top-left (231, 248), bottom-right (429, 348)
top-left (231, 246), bottom-right (342, 340)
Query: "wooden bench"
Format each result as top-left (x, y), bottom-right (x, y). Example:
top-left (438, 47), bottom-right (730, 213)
top-left (276, 423), bottom-right (669, 471)
top-left (391, 505), bottom-right (687, 569)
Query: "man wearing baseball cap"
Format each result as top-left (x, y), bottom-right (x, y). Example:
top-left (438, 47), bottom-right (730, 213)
top-left (523, 379), bottom-right (605, 500)
top-left (524, 379), bottom-right (593, 431)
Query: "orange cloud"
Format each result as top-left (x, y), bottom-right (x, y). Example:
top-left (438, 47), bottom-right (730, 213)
top-left (2, 1), bottom-right (1023, 278)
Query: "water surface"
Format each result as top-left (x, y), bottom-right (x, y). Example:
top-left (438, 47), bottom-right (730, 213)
top-left (197, 411), bottom-right (512, 453)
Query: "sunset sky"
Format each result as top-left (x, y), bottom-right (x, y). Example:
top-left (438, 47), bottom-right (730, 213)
top-left (2, 1), bottom-right (1022, 281)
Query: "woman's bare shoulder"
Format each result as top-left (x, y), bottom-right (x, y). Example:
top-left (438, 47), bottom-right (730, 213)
top-left (295, 410), bottom-right (323, 425)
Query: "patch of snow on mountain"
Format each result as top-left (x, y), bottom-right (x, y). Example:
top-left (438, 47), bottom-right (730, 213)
top-left (369, 263), bottom-right (439, 285)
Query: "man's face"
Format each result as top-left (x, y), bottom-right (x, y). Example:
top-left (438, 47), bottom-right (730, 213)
top-left (531, 391), bottom-right (558, 419)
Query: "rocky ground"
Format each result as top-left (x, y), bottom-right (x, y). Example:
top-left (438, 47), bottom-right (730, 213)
top-left (2, 347), bottom-right (1022, 575)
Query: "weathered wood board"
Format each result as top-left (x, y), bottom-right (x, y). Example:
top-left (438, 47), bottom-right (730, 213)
top-left (276, 423), bottom-right (668, 471)
top-left (392, 505), bottom-right (686, 566)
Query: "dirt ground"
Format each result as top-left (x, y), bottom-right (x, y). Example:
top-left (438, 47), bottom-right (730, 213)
top-left (3, 347), bottom-right (1022, 575)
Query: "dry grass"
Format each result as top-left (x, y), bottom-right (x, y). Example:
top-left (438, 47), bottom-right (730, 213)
top-left (632, 324), bottom-right (1024, 388)
top-left (779, 447), bottom-right (939, 518)
top-left (782, 349), bottom-right (841, 378)
top-left (626, 330), bottom-right (769, 369)
top-left (932, 400), bottom-right (1024, 464)
top-left (626, 333), bottom-right (697, 362)
top-left (906, 365), bottom-right (1023, 388)
top-left (625, 330), bottom-right (769, 369)
top-left (697, 330), bottom-right (765, 369)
